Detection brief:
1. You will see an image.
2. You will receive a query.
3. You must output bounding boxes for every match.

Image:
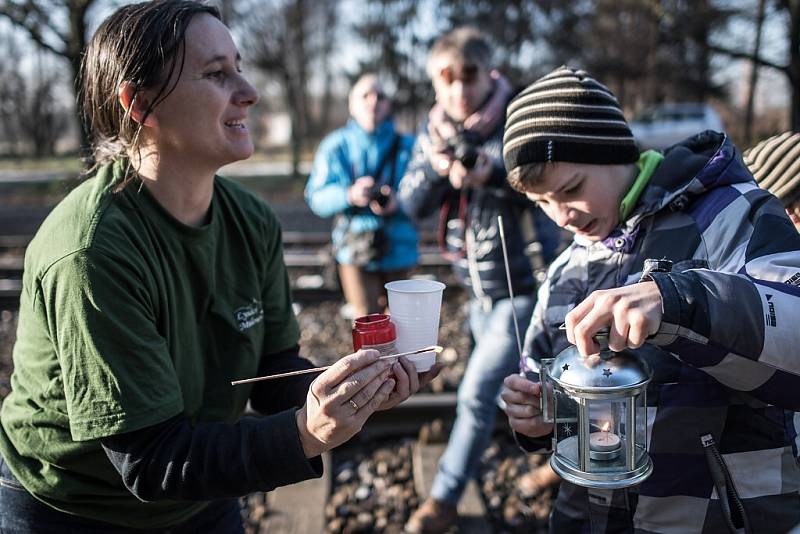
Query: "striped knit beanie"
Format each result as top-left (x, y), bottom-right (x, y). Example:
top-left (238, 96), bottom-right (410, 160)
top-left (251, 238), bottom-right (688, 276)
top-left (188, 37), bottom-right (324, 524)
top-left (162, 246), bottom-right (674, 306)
top-left (743, 132), bottom-right (800, 205)
top-left (503, 66), bottom-right (639, 172)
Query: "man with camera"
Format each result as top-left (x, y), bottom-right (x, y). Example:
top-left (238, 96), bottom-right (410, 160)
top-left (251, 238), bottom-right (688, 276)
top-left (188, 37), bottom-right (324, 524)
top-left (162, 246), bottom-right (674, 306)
top-left (399, 28), bottom-right (559, 533)
top-left (306, 74), bottom-right (418, 319)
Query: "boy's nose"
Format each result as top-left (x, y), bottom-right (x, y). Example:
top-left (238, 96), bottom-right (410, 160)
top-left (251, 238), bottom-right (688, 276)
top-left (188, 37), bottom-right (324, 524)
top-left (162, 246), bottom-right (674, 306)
top-left (553, 204), bottom-right (573, 228)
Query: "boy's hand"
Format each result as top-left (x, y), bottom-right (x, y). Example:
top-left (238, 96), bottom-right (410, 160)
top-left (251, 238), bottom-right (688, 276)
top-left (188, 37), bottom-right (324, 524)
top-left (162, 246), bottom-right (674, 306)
top-left (501, 374), bottom-right (554, 438)
top-left (564, 281), bottom-right (663, 356)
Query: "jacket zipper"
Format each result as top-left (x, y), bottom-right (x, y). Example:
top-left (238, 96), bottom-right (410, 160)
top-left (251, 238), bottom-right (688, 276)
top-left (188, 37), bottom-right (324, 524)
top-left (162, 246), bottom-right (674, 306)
top-left (700, 433), bottom-right (751, 534)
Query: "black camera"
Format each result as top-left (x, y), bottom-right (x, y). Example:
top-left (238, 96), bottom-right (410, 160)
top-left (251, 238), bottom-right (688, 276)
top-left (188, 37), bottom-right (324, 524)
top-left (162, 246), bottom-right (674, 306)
top-left (447, 129), bottom-right (482, 170)
top-left (367, 183), bottom-right (391, 207)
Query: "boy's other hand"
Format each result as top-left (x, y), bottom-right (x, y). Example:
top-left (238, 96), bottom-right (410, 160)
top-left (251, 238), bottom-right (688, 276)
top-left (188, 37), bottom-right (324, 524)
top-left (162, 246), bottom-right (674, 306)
top-left (564, 281), bottom-right (663, 356)
top-left (501, 374), bottom-right (554, 438)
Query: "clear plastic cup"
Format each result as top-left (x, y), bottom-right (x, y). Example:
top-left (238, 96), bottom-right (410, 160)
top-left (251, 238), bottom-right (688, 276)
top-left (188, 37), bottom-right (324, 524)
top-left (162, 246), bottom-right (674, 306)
top-left (385, 279), bottom-right (446, 372)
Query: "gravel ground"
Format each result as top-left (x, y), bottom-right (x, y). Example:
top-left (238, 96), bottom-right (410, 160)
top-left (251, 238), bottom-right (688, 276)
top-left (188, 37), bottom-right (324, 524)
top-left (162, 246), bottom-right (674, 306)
top-left (296, 286), bottom-right (472, 393)
top-left (0, 259), bottom-right (554, 533)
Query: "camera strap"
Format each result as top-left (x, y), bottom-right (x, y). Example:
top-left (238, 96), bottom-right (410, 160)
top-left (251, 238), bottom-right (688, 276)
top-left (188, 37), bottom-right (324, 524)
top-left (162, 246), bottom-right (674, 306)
top-left (337, 133), bottom-right (402, 242)
top-left (371, 134), bottom-right (402, 188)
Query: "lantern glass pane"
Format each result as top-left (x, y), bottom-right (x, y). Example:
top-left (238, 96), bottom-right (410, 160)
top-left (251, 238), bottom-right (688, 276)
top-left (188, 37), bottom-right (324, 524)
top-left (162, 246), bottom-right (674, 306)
top-left (553, 388), bottom-right (579, 467)
top-left (635, 392), bottom-right (648, 451)
top-left (585, 398), bottom-right (627, 471)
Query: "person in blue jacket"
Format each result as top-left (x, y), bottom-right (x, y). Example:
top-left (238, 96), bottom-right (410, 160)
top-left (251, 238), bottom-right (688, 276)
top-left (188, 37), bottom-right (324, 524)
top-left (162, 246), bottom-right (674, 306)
top-left (305, 74), bottom-right (418, 318)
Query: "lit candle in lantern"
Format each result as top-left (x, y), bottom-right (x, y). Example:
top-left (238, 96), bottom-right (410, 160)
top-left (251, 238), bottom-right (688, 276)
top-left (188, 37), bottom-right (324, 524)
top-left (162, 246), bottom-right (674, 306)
top-left (589, 421), bottom-right (621, 452)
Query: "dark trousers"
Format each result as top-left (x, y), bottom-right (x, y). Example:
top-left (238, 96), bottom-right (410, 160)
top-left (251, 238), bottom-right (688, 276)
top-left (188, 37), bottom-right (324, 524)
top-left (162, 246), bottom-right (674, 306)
top-left (0, 456), bottom-right (245, 533)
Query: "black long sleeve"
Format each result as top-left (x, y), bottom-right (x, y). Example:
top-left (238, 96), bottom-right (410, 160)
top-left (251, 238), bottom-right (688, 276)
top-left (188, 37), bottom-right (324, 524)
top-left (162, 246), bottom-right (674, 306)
top-left (100, 345), bottom-right (323, 502)
top-left (101, 410), bottom-right (322, 502)
top-left (248, 345), bottom-right (317, 415)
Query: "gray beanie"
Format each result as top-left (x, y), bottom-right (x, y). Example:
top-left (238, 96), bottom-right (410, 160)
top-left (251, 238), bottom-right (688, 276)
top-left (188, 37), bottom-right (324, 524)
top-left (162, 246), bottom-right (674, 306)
top-left (744, 132), bottom-right (800, 205)
top-left (503, 66), bottom-right (639, 172)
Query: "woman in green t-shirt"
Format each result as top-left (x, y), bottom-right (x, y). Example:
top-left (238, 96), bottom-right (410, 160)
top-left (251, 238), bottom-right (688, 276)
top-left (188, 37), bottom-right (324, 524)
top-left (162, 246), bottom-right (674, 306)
top-left (0, 1), bottom-right (441, 531)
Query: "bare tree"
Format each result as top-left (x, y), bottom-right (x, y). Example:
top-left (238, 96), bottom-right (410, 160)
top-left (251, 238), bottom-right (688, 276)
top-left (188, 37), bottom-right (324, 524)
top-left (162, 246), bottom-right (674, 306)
top-left (317, 0), bottom-right (339, 133)
top-left (237, 0), bottom-right (340, 178)
top-left (709, 0), bottom-right (800, 131)
top-left (0, 28), bottom-right (26, 156)
top-left (19, 55), bottom-right (68, 157)
top-left (744, 0), bottom-right (767, 144)
top-left (351, 0), bottom-right (430, 126)
top-left (0, 0), bottom-right (96, 151)
top-left (537, 0), bottom-right (734, 113)
top-left (437, 0), bottom-right (543, 84)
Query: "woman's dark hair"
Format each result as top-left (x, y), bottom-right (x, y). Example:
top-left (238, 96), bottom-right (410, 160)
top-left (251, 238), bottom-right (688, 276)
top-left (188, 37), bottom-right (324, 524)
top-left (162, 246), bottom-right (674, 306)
top-left (79, 0), bottom-right (220, 171)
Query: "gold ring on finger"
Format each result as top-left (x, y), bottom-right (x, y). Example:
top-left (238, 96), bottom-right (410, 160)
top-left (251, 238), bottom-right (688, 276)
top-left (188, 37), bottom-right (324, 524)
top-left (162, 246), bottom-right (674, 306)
top-left (349, 399), bottom-right (359, 412)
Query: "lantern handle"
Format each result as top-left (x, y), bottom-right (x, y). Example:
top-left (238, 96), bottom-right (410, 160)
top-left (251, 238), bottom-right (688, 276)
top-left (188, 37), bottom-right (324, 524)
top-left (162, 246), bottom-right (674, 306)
top-left (539, 357), bottom-right (555, 423)
top-left (558, 324), bottom-right (613, 354)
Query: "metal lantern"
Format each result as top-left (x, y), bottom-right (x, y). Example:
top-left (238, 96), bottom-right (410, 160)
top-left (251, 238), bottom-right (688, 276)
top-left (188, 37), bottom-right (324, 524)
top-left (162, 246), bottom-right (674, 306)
top-left (538, 331), bottom-right (653, 489)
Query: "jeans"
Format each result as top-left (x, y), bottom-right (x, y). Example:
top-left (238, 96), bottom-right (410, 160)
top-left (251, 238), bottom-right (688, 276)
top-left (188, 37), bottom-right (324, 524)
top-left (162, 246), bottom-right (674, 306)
top-left (430, 294), bottom-right (535, 505)
top-left (0, 455), bottom-right (245, 534)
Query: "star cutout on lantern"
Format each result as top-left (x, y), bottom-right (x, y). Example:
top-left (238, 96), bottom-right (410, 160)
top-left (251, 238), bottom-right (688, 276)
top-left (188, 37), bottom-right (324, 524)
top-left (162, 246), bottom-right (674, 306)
top-left (603, 368), bottom-right (613, 378)
top-left (562, 364), bottom-right (570, 371)
top-left (561, 424), bottom-right (573, 436)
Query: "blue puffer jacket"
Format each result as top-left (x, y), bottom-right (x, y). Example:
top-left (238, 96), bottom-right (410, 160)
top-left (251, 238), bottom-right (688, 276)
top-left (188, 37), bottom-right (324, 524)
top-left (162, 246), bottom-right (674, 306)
top-left (305, 119), bottom-right (418, 271)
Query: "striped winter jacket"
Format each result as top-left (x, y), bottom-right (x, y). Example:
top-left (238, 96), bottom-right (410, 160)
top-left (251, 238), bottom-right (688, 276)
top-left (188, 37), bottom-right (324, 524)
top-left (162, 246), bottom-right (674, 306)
top-left (522, 131), bottom-right (800, 533)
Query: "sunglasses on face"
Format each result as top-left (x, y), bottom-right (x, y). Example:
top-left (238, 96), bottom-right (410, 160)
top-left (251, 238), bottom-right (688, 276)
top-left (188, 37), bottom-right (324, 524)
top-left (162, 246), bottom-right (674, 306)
top-left (359, 90), bottom-right (387, 101)
top-left (438, 64), bottom-right (480, 85)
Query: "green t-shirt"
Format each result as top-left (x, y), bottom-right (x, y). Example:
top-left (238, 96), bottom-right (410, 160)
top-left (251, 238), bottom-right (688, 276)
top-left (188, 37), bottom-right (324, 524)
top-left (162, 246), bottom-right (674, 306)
top-left (0, 160), bottom-right (300, 528)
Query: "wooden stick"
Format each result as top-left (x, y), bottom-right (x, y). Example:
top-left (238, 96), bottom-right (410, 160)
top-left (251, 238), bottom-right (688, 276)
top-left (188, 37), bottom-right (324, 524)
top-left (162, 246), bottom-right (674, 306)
top-left (230, 345), bottom-right (444, 386)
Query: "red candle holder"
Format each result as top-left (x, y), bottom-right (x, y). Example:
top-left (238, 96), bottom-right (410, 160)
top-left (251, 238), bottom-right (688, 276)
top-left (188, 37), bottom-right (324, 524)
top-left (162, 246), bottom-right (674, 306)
top-left (352, 313), bottom-right (397, 357)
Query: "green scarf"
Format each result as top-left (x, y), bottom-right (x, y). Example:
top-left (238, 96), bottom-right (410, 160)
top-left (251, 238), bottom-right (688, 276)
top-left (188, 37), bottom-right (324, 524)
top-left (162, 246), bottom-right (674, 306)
top-left (619, 150), bottom-right (663, 222)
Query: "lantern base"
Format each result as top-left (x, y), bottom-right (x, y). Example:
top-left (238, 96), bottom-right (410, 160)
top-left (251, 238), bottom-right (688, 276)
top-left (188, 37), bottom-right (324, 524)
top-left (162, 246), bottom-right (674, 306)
top-left (550, 437), bottom-right (653, 490)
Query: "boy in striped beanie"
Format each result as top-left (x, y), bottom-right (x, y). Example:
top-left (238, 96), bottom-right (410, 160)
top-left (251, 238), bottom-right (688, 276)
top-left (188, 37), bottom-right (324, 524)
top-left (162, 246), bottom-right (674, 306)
top-left (501, 66), bottom-right (800, 532)
top-left (744, 131), bottom-right (800, 230)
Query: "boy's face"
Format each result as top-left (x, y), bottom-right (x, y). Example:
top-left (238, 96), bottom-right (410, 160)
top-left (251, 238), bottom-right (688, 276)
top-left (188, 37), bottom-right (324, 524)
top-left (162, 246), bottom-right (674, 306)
top-left (524, 162), bottom-right (634, 241)
top-left (786, 201), bottom-right (800, 230)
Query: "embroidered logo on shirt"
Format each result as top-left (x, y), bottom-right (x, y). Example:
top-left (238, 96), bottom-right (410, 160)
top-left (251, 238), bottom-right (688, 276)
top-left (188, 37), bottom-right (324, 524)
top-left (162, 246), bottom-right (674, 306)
top-left (764, 294), bottom-right (777, 328)
top-left (234, 299), bottom-right (264, 331)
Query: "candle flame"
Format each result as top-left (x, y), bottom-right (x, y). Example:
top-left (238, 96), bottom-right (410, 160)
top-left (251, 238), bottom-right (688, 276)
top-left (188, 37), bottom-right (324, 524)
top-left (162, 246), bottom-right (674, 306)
top-left (601, 421), bottom-right (610, 432)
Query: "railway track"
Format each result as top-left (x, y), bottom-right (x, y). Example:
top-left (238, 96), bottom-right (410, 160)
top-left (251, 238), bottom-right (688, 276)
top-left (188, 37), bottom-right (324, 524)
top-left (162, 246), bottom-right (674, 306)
top-left (0, 210), bottom-right (450, 311)
top-left (0, 207), bottom-right (553, 533)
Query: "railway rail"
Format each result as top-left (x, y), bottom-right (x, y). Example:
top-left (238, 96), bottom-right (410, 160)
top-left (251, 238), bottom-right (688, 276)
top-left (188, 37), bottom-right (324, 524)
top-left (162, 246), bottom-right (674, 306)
top-left (0, 226), bottom-right (450, 310)
top-left (0, 208), bottom-right (553, 533)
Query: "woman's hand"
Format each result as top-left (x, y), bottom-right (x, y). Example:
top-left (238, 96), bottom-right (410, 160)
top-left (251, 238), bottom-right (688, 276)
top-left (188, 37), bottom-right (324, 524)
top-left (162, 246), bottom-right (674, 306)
top-left (376, 357), bottom-right (444, 411)
top-left (501, 374), bottom-right (553, 438)
top-left (295, 350), bottom-right (395, 458)
top-left (564, 281), bottom-right (663, 356)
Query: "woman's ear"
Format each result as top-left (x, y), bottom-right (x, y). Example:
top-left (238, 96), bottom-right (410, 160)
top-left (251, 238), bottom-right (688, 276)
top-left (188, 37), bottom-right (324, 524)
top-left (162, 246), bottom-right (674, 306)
top-left (118, 81), bottom-right (157, 127)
